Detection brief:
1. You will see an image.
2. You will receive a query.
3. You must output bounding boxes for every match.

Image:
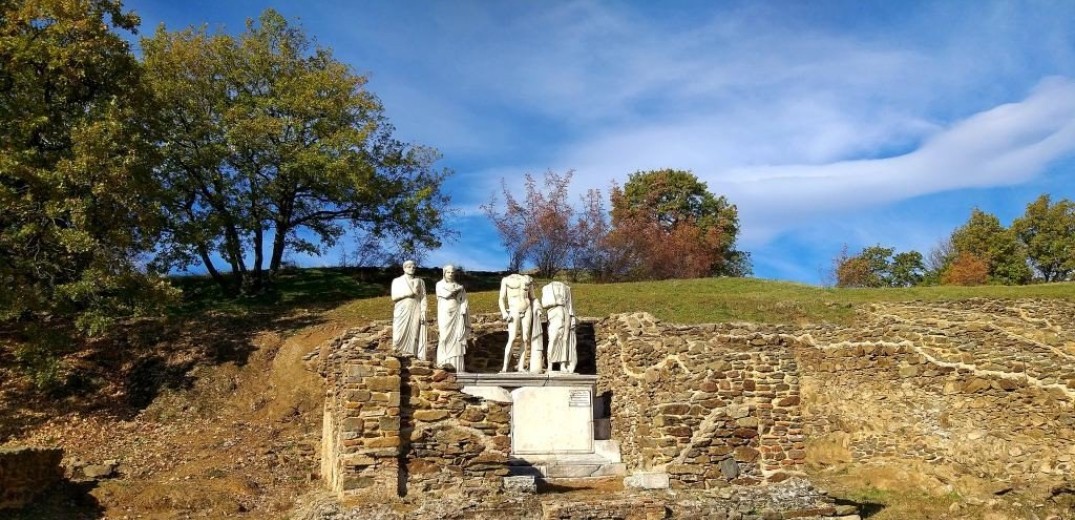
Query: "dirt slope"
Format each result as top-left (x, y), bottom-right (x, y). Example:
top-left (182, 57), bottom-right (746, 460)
top-left (2, 316), bottom-right (347, 519)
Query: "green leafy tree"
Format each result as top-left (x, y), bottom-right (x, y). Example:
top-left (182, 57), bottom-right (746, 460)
top-left (610, 169), bottom-right (749, 278)
top-left (834, 244), bottom-right (924, 287)
top-left (889, 250), bottom-right (926, 287)
top-left (1011, 194), bottom-right (1075, 282)
top-left (949, 208), bottom-right (1031, 285)
top-left (143, 10), bottom-right (451, 295)
top-left (0, 0), bottom-right (173, 351)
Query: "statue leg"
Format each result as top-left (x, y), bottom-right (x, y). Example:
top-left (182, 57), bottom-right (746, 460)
top-left (519, 311), bottom-right (533, 372)
top-left (502, 314), bottom-right (518, 372)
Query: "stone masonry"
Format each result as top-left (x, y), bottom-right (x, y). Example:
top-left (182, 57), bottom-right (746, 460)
top-left (796, 299), bottom-right (1075, 481)
top-left (318, 298), bottom-right (1075, 501)
top-left (596, 313), bottom-right (807, 489)
top-left (320, 323), bottom-right (511, 498)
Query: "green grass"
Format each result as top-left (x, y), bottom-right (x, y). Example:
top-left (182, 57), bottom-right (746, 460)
top-left (318, 273), bottom-right (1075, 326)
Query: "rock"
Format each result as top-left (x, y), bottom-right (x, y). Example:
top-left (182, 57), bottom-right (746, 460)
top-left (623, 472), bottom-right (670, 490)
top-left (83, 462), bottom-right (117, 479)
top-left (502, 475), bottom-right (536, 494)
top-left (718, 458), bottom-right (739, 479)
top-left (412, 410), bottom-right (449, 422)
top-left (835, 504), bottom-right (859, 515)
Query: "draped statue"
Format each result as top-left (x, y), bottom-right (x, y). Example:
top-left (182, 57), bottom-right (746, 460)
top-left (391, 260), bottom-right (427, 359)
top-left (435, 264), bottom-right (469, 371)
top-left (541, 281), bottom-right (577, 373)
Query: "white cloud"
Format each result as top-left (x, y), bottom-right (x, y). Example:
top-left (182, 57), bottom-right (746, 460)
top-left (720, 77), bottom-right (1075, 245)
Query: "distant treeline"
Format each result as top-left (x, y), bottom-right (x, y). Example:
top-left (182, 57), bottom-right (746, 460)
top-left (834, 194), bottom-right (1075, 287)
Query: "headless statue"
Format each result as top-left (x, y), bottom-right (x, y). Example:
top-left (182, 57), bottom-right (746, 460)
top-left (499, 273), bottom-right (543, 372)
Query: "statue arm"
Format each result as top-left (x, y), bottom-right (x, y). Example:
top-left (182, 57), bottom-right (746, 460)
top-left (390, 278), bottom-right (412, 302)
top-left (498, 279), bottom-right (509, 318)
top-left (435, 281), bottom-right (452, 299)
top-left (530, 285), bottom-right (543, 314)
top-left (418, 280), bottom-right (427, 319)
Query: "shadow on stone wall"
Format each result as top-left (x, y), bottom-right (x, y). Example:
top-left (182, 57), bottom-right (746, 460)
top-left (463, 321), bottom-right (597, 375)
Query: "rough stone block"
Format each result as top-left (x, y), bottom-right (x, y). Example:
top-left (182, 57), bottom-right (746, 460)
top-left (502, 475), bottom-right (537, 494)
top-left (379, 417), bottom-right (400, 432)
top-left (366, 376), bottom-right (400, 392)
top-left (623, 472), bottom-right (669, 489)
top-left (413, 410), bottom-right (449, 422)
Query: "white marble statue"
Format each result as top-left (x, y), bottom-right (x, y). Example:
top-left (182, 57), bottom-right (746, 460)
top-left (435, 264), bottom-right (469, 371)
top-left (541, 281), bottom-right (577, 373)
top-left (499, 273), bottom-right (544, 372)
top-left (391, 260), bottom-right (427, 359)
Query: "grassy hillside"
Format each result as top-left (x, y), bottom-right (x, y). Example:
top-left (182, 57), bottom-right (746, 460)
top-left (5, 267), bottom-right (1075, 518)
top-left (176, 267), bottom-right (1075, 327)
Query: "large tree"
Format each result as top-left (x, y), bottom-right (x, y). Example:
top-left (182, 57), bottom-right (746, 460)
top-left (143, 10), bottom-right (450, 294)
top-left (0, 0), bottom-right (171, 342)
top-left (609, 169), bottom-right (749, 279)
top-left (948, 208), bottom-right (1031, 285)
top-left (1012, 194), bottom-right (1075, 282)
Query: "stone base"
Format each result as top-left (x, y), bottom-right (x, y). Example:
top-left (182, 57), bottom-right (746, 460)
top-left (458, 372), bottom-right (625, 480)
top-left (509, 452), bottom-right (626, 479)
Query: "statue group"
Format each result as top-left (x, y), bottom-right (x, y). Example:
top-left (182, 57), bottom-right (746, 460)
top-left (391, 262), bottom-right (577, 374)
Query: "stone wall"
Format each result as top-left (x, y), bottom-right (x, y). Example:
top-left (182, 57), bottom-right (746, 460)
top-left (319, 323), bottom-right (512, 499)
top-left (319, 298), bottom-right (1075, 499)
top-left (0, 446), bottom-right (63, 510)
top-left (795, 300), bottom-right (1075, 482)
top-left (595, 313), bottom-right (807, 488)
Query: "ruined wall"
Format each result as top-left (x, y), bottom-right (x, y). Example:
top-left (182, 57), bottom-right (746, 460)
top-left (796, 300), bottom-right (1075, 482)
top-left (319, 298), bottom-right (1075, 499)
top-left (0, 446), bottom-right (63, 510)
top-left (319, 324), bottom-right (511, 498)
top-left (595, 313), bottom-right (807, 488)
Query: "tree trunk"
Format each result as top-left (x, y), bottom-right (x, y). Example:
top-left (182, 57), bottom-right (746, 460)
top-left (197, 242), bottom-right (235, 296)
top-left (268, 223), bottom-right (288, 275)
top-left (251, 224), bottom-right (265, 293)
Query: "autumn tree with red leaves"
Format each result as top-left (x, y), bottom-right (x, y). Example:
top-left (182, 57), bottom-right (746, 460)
top-left (606, 169), bottom-right (749, 280)
top-left (941, 253), bottom-right (990, 286)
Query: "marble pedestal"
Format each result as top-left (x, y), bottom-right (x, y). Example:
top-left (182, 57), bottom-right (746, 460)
top-left (457, 373), bottom-right (624, 479)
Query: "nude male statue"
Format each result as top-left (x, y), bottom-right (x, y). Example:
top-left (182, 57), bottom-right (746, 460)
top-left (499, 273), bottom-right (543, 372)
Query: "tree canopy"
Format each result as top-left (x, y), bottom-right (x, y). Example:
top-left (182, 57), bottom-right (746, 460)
top-left (1012, 194), bottom-right (1075, 282)
top-left (834, 245), bottom-right (924, 288)
top-left (0, 0), bottom-right (172, 339)
top-left (142, 10), bottom-right (451, 295)
top-left (949, 208), bottom-right (1031, 285)
top-left (610, 169), bottom-right (749, 279)
top-left (482, 170), bottom-right (593, 279)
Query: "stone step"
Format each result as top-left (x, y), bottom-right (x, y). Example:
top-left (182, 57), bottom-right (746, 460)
top-left (509, 462), bottom-right (627, 478)
top-left (508, 453), bottom-right (627, 478)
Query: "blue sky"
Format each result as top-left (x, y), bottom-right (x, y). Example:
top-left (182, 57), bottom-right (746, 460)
top-left (123, 1), bottom-right (1075, 284)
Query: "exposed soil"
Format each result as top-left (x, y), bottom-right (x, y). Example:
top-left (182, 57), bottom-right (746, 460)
top-left (1, 311), bottom-right (345, 519)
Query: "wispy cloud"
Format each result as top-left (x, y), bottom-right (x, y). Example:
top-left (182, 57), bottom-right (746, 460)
top-left (125, 0), bottom-right (1075, 282)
